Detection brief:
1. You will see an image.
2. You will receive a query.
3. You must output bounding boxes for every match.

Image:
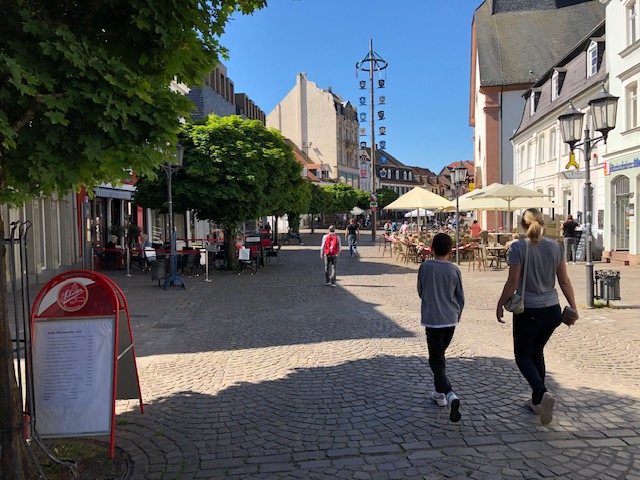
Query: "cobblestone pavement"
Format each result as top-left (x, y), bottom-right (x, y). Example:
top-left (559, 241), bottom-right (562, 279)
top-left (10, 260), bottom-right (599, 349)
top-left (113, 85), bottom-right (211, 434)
top-left (103, 232), bottom-right (640, 479)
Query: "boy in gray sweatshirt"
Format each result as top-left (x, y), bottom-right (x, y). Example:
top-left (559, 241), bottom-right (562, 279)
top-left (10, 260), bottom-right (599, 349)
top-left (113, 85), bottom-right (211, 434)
top-left (417, 233), bottom-right (465, 422)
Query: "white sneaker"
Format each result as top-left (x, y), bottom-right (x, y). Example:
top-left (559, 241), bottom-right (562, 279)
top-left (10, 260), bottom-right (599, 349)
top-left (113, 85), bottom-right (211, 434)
top-left (447, 391), bottom-right (461, 423)
top-left (539, 392), bottom-right (555, 426)
top-left (430, 391), bottom-right (447, 407)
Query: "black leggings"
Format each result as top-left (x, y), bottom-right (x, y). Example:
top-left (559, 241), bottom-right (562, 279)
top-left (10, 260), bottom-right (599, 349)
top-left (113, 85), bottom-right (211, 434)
top-left (425, 326), bottom-right (456, 395)
top-left (513, 305), bottom-right (562, 404)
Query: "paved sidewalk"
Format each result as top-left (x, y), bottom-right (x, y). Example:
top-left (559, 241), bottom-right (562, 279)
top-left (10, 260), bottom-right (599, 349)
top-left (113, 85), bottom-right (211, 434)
top-left (100, 232), bottom-right (640, 479)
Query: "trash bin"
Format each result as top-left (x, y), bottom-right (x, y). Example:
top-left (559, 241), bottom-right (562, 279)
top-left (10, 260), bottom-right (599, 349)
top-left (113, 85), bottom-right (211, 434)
top-left (595, 270), bottom-right (621, 302)
top-left (151, 258), bottom-right (166, 282)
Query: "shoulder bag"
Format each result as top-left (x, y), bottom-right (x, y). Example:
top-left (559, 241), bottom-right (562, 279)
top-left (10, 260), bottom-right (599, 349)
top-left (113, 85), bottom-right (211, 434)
top-left (503, 239), bottom-right (529, 314)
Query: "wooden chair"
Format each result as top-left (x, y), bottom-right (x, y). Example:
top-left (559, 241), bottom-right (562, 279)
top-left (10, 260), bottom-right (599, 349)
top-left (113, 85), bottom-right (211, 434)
top-left (467, 244), bottom-right (486, 271)
top-left (396, 241), bottom-right (409, 263)
top-left (407, 243), bottom-right (420, 263)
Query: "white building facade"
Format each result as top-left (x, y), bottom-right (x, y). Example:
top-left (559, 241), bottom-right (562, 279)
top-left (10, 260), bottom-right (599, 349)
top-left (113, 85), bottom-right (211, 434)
top-left (601, 0), bottom-right (640, 265)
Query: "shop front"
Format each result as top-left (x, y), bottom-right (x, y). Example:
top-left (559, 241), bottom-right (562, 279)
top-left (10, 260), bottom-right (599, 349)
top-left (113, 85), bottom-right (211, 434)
top-left (603, 157), bottom-right (639, 265)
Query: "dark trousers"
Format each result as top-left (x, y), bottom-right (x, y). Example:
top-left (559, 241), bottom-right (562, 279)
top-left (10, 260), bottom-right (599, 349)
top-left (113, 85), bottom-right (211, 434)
top-left (425, 326), bottom-right (455, 394)
top-left (513, 305), bottom-right (562, 404)
top-left (324, 255), bottom-right (337, 284)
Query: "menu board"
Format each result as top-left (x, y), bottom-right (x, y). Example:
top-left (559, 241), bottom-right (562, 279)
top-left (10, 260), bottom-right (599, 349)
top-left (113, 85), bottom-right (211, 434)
top-left (33, 317), bottom-right (115, 437)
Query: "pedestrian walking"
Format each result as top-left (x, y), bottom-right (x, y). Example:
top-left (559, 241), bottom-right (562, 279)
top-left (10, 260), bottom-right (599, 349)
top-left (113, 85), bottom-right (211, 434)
top-left (345, 218), bottom-right (360, 257)
top-left (320, 225), bottom-right (341, 286)
top-left (417, 233), bottom-right (465, 422)
top-left (496, 208), bottom-right (579, 425)
top-left (561, 214), bottom-right (579, 264)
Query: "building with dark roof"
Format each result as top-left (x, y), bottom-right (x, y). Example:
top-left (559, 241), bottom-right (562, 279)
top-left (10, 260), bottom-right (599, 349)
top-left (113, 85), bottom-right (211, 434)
top-left (470, 0), bottom-right (605, 229)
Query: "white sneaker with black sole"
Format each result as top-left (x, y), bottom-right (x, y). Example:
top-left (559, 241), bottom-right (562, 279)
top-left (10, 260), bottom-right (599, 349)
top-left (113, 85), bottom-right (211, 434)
top-left (447, 391), bottom-right (461, 422)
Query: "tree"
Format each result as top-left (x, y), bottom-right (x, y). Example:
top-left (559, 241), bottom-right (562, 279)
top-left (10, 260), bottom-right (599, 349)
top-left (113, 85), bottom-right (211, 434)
top-left (307, 183), bottom-right (332, 232)
top-left (376, 188), bottom-right (400, 210)
top-left (323, 183), bottom-right (358, 214)
top-left (135, 116), bottom-right (308, 266)
top-left (0, 1), bottom-right (266, 477)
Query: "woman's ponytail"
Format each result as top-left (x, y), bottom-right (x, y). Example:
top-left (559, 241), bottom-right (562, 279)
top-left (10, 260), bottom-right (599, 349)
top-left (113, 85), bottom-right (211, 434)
top-left (521, 208), bottom-right (544, 244)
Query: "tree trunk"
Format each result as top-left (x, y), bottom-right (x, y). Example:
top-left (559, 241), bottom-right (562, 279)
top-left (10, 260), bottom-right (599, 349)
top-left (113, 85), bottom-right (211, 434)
top-left (0, 215), bottom-right (37, 479)
top-left (223, 227), bottom-right (237, 269)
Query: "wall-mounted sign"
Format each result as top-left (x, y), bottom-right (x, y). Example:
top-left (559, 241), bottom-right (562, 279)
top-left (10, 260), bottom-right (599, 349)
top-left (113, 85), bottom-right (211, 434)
top-left (562, 171), bottom-right (585, 179)
top-left (565, 151), bottom-right (580, 170)
top-left (604, 157), bottom-right (640, 176)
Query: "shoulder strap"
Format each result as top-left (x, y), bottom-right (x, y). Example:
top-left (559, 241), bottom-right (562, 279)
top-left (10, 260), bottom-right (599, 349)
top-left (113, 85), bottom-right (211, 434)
top-left (522, 239), bottom-right (530, 293)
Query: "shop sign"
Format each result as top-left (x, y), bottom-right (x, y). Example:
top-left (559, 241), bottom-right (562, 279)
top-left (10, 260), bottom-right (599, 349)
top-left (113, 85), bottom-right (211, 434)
top-left (604, 158), bottom-right (640, 176)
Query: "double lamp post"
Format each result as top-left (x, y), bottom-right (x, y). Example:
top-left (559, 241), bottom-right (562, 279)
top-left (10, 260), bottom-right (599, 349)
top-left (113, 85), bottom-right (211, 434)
top-left (451, 163), bottom-right (467, 265)
top-left (557, 85), bottom-right (618, 307)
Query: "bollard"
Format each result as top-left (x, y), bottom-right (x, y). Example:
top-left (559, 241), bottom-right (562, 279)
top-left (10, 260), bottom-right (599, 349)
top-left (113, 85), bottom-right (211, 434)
top-left (204, 245), bottom-right (212, 282)
top-left (126, 247), bottom-right (132, 277)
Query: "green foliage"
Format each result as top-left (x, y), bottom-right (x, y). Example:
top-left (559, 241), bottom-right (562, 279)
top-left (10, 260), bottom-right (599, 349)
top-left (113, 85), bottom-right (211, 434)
top-left (309, 183), bottom-right (332, 214)
top-left (0, 0), bottom-right (267, 206)
top-left (134, 116), bottom-right (307, 228)
top-left (286, 213), bottom-right (301, 233)
top-left (323, 183), bottom-right (358, 213)
top-left (354, 189), bottom-right (370, 210)
top-left (376, 188), bottom-right (400, 209)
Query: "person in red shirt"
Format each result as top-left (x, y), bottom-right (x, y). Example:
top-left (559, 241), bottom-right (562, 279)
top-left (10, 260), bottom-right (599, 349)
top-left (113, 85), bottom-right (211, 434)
top-left (470, 220), bottom-right (482, 238)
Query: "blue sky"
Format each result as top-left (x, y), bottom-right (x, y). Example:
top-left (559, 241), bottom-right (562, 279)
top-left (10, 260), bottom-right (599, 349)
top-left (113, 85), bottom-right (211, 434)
top-left (220, 1), bottom-right (478, 173)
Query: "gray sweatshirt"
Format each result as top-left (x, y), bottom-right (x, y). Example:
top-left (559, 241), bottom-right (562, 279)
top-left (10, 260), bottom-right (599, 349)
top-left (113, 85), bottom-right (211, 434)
top-left (417, 260), bottom-right (465, 328)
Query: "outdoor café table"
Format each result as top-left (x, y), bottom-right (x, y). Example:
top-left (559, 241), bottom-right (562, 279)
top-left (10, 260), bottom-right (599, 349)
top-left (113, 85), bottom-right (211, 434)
top-left (486, 245), bottom-right (508, 269)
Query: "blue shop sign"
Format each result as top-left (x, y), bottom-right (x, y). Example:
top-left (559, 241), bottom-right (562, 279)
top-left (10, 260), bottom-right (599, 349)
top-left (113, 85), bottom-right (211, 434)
top-left (606, 157), bottom-right (640, 175)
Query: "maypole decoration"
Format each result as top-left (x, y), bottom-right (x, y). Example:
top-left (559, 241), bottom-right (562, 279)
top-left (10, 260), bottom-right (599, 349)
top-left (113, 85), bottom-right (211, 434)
top-left (356, 39), bottom-right (388, 241)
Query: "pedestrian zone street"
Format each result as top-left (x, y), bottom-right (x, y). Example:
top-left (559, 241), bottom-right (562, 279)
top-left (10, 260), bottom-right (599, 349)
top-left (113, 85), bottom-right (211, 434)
top-left (107, 231), bottom-right (640, 479)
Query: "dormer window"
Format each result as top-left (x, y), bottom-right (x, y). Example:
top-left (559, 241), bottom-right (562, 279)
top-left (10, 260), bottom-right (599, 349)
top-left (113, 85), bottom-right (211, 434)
top-left (530, 89), bottom-right (541, 116)
top-left (586, 39), bottom-right (604, 78)
top-left (551, 69), bottom-right (566, 101)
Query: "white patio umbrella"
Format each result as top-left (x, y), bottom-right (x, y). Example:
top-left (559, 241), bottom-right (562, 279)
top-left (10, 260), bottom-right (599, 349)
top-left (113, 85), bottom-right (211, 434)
top-left (404, 208), bottom-right (434, 218)
top-left (470, 183), bottom-right (548, 232)
top-left (384, 187), bottom-right (453, 211)
top-left (350, 206), bottom-right (365, 216)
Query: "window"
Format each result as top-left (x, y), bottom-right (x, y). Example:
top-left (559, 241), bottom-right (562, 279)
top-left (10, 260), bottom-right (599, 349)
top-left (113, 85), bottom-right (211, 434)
top-left (395, 170), bottom-right (400, 180)
top-left (530, 90), bottom-right (541, 115)
top-left (549, 128), bottom-right (557, 161)
top-left (519, 144), bottom-right (526, 172)
top-left (551, 70), bottom-right (566, 101)
top-left (587, 41), bottom-right (598, 78)
top-left (527, 141), bottom-right (534, 169)
top-left (408, 171), bottom-right (413, 181)
top-left (626, 81), bottom-right (638, 130)
top-left (403, 171), bottom-right (407, 181)
top-left (628, 0), bottom-right (638, 46)
top-left (537, 135), bottom-right (545, 165)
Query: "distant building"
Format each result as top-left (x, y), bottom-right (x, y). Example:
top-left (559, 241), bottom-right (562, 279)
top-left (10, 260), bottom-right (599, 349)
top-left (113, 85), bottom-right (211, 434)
top-left (267, 73), bottom-right (360, 187)
top-left (187, 63), bottom-right (265, 123)
top-left (361, 148), bottom-right (420, 195)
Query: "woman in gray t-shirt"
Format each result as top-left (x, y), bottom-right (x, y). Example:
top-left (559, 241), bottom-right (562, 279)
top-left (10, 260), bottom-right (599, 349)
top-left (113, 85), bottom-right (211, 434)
top-left (496, 208), bottom-right (578, 426)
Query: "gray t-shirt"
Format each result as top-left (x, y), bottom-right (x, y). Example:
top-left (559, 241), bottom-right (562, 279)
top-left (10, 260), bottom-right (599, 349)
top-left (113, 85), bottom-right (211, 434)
top-left (508, 238), bottom-right (562, 308)
top-left (417, 260), bottom-right (465, 328)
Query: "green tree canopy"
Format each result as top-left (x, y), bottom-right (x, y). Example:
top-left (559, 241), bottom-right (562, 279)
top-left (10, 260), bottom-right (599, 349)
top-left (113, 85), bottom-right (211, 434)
top-left (0, 0), bottom-right (266, 205)
top-left (323, 183), bottom-right (358, 213)
top-left (135, 115), bottom-right (308, 228)
top-left (376, 188), bottom-right (400, 209)
top-left (309, 183), bottom-right (332, 214)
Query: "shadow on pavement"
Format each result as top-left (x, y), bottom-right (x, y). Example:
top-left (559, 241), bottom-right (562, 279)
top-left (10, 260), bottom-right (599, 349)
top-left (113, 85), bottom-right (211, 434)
top-left (117, 354), bottom-right (639, 479)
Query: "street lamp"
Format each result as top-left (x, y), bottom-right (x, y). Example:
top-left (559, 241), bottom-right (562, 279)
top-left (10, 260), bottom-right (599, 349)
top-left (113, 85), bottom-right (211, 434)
top-left (161, 143), bottom-right (185, 289)
top-left (558, 85), bottom-right (618, 307)
top-left (451, 163), bottom-right (467, 265)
